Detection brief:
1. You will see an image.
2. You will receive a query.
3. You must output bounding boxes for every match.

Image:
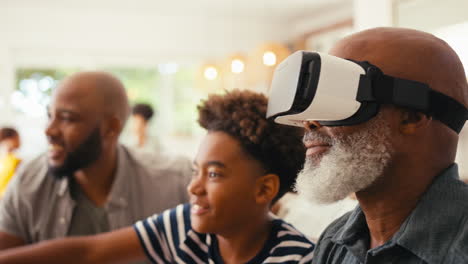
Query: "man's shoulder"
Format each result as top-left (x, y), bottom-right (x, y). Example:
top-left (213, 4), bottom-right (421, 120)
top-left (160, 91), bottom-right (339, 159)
top-left (0, 153), bottom-right (59, 234)
top-left (451, 177), bottom-right (468, 199)
top-left (11, 153), bottom-right (50, 187)
top-left (123, 145), bottom-right (191, 178)
top-left (445, 180), bottom-right (468, 254)
top-left (445, 216), bottom-right (468, 263)
top-left (118, 145), bottom-right (191, 206)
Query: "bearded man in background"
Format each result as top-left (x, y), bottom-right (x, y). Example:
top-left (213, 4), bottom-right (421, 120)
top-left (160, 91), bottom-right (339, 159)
top-left (0, 72), bottom-right (191, 258)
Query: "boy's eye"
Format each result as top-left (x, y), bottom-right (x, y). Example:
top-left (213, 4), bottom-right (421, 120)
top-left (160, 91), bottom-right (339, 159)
top-left (191, 168), bottom-right (198, 177)
top-left (59, 114), bottom-right (74, 122)
top-left (208, 171), bottom-right (220, 178)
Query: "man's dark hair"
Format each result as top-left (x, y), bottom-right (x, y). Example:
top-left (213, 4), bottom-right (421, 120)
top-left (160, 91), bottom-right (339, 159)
top-left (197, 89), bottom-right (305, 203)
top-left (0, 127), bottom-right (19, 142)
top-left (132, 103), bottom-right (154, 121)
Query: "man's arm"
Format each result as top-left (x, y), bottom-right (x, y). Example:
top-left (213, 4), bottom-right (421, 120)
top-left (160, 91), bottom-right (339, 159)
top-left (0, 232), bottom-right (25, 250)
top-left (0, 158), bottom-right (38, 249)
top-left (0, 227), bottom-right (145, 264)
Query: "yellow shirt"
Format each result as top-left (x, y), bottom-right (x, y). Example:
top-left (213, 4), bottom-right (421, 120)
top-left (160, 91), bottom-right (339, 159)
top-left (0, 153), bottom-right (21, 196)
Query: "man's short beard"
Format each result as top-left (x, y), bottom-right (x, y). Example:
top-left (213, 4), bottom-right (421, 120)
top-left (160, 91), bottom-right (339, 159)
top-left (295, 114), bottom-right (393, 204)
top-left (48, 128), bottom-right (103, 179)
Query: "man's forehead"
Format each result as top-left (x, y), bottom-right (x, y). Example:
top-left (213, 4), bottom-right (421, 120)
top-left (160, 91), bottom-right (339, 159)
top-left (50, 81), bottom-right (102, 113)
top-left (329, 28), bottom-right (444, 72)
top-left (55, 76), bottom-right (98, 96)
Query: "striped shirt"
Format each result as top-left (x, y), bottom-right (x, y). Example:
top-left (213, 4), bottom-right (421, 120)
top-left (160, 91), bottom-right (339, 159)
top-left (134, 204), bottom-right (315, 264)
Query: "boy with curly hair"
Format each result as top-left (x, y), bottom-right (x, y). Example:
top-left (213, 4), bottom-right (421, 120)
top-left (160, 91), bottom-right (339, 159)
top-left (0, 89), bottom-right (314, 264)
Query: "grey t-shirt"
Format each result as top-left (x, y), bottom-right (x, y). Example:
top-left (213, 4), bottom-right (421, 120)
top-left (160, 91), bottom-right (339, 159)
top-left (67, 179), bottom-right (110, 236)
top-left (312, 164), bottom-right (468, 264)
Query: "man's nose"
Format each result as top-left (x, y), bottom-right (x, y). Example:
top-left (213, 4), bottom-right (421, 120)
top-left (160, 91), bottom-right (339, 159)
top-left (45, 118), bottom-right (59, 139)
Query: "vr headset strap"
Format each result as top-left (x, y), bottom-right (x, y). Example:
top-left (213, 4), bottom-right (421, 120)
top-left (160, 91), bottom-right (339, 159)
top-left (428, 90), bottom-right (468, 133)
top-left (357, 74), bottom-right (468, 133)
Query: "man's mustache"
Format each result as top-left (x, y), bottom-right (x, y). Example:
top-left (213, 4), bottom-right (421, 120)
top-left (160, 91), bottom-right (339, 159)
top-left (303, 131), bottom-right (333, 145)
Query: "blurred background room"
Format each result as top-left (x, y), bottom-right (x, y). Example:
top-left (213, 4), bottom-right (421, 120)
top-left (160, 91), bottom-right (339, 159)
top-left (0, 0), bottom-right (467, 227)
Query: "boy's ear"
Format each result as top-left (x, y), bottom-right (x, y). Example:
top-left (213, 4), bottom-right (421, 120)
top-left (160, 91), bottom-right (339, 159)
top-left (399, 110), bottom-right (431, 135)
top-left (255, 174), bottom-right (280, 205)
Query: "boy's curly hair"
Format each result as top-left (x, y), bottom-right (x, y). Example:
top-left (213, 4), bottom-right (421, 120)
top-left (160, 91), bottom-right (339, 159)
top-left (197, 89), bottom-right (305, 203)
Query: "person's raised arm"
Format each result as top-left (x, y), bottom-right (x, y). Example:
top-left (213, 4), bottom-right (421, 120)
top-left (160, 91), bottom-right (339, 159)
top-left (0, 227), bottom-right (145, 264)
top-left (0, 232), bottom-right (25, 250)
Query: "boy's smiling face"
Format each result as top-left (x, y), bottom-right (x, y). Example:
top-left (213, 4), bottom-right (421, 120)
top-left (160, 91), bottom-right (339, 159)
top-left (188, 131), bottom-right (268, 235)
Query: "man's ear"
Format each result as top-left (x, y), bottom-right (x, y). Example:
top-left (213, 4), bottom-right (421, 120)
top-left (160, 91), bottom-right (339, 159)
top-left (399, 110), bottom-right (431, 135)
top-left (255, 174), bottom-right (280, 205)
top-left (103, 116), bottom-right (122, 139)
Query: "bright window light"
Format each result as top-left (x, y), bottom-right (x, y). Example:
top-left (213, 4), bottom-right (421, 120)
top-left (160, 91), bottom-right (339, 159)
top-left (158, 63), bottom-right (179, 75)
top-left (433, 21), bottom-right (468, 72)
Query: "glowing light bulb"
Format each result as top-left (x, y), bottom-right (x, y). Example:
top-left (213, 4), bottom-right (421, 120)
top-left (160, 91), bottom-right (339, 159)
top-left (204, 66), bottom-right (218, 80)
top-left (231, 59), bottom-right (245, 74)
top-left (263, 51), bottom-right (277, 66)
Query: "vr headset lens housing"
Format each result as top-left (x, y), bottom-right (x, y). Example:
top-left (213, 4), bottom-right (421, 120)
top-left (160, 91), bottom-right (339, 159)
top-left (267, 51), bottom-right (468, 133)
top-left (267, 51), bottom-right (365, 127)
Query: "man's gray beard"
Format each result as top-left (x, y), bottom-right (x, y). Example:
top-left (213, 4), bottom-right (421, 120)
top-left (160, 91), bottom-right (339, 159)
top-left (295, 114), bottom-right (393, 204)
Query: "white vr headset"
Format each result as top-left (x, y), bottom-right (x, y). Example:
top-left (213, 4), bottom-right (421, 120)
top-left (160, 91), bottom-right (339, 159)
top-left (267, 51), bottom-right (468, 133)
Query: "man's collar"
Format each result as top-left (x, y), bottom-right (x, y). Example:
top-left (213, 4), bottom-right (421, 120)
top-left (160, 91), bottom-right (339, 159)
top-left (330, 207), bottom-right (369, 262)
top-left (104, 145), bottom-right (131, 208)
top-left (331, 207), bottom-right (367, 244)
top-left (331, 164), bottom-right (466, 263)
top-left (55, 146), bottom-right (130, 207)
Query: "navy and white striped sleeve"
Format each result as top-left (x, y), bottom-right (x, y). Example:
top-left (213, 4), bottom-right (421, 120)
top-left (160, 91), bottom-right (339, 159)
top-left (264, 221), bottom-right (315, 264)
top-left (133, 204), bottom-right (191, 264)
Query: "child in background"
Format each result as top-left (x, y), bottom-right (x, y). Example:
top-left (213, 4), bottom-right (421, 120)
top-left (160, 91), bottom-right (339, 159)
top-left (0, 127), bottom-right (21, 197)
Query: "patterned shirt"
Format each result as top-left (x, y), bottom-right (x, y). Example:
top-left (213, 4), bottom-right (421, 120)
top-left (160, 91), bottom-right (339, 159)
top-left (312, 164), bottom-right (468, 264)
top-left (134, 204), bottom-right (315, 264)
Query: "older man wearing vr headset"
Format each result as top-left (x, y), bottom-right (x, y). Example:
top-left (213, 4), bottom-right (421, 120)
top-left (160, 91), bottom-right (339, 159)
top-left (268, 27), bottom-right (468, 263)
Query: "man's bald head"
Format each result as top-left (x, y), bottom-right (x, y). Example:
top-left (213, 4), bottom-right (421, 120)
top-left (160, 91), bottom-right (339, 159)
top-left (55, 71), bottom-right (130, 130)
top-left (329, 27), bottom-right (467, 168)
top-left (330, 27), bottom-right (468, 109)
